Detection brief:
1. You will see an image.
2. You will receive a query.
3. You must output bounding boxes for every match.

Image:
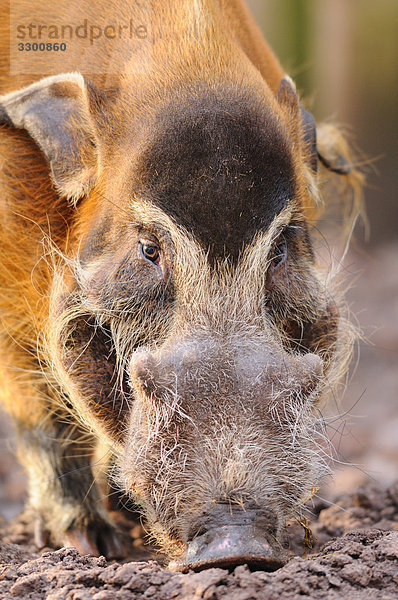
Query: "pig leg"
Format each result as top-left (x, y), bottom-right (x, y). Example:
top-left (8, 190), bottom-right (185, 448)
top-left (12, 413), bottom-right (129, 558)
top-left (15, 416), bottom-right (125, 557)
top-left (0, 340), bottom-right (130, 557)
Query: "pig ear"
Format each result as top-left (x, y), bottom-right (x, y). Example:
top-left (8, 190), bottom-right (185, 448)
top-left (299, 106), bottom-right (318, 173)
top-left (276, 77), bottom-right (354, 176)
top-left (275, 76), bottom-right (300, 121)
top-left (0, 72), bottom-right (99, 203)
top-left (276, 77), bottom-right (318, 172)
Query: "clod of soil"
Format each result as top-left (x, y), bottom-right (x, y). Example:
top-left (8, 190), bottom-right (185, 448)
top-left (0, 481), bottom-right (397, 599)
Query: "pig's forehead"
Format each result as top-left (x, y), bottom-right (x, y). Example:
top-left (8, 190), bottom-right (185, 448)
top-left (133, 90), bottom-right (296, 262)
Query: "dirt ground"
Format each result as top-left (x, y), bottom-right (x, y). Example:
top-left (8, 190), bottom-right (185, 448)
top-left (0, 242), bottom-right (397, 599)
top-left (0, 481), bottom-right (397, 599)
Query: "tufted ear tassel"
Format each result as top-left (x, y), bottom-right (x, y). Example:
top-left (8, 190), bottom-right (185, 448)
top-left (316, 122), bottom-right (354, 175)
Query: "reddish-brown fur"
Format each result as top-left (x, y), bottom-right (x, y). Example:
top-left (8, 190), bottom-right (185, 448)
top-left (0, 0), bottom-right (363, 562)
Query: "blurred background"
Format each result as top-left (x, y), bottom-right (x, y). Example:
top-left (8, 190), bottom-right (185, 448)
top-left (0, 0), bottom-right (397, 519)
top-left (247, 0), bottom-right (398, 495)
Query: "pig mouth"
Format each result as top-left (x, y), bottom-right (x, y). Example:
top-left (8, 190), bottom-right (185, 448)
top-left (169, 505), bottom-right (286, 573)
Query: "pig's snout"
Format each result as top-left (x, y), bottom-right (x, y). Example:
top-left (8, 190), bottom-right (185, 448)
top-left (127, 340), bottom-right (323, 570)
top-left (169, 505), bottom-right (286, 573)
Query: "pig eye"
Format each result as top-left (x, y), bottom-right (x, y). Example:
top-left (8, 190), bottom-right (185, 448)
top-left (139, 240), bottom-right (160, 265)
top-left (272, 238), bottom-right (287, 268)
